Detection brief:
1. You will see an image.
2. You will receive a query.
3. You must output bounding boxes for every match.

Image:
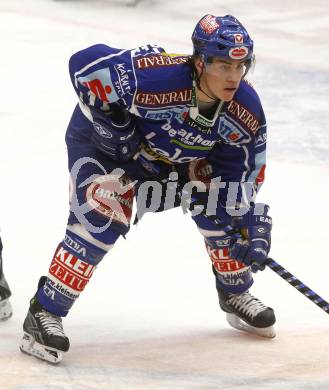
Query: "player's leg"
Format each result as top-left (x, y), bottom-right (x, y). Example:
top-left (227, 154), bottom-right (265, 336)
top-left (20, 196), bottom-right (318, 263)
top-left (0, 236), bottom-right (13, 321)
top-left (192, 213), bottom-right (276, 338)
top-left (20, 170), bottom-right (135, 362)
top-left (20, 222), bottom-right (122, 363)
top-left (20, 106), bottom-right (137, 363)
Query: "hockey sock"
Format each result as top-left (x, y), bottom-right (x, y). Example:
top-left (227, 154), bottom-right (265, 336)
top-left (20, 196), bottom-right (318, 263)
top-left (205, 235), bottom-right (254, 294)
top-left (37, 229), bottom-right (108, 317)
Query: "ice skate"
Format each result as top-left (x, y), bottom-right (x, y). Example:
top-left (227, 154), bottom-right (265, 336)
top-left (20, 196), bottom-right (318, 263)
top-left (0, 278), bottom-right (12, 321)
top-left (218, 289), bottom-right (276, 338)
top-left (0, 298), bottom-right (13, 321)
top-left (0, 239), bottom-right (12, 321)
top-left (20, 296), bottom-right (69, 364)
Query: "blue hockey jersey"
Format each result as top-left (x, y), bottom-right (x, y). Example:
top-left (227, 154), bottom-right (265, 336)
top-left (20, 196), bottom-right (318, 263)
top-left (68, 43), bottom-right (267, 200)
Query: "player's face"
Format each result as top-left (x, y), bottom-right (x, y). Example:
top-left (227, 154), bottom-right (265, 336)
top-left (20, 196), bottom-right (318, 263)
top-left (196, 57), bottom-right (247, 101)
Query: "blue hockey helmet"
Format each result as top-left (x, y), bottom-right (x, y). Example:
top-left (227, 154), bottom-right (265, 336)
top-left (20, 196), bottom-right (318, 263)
top-left (192, 14), bottom-right (254, 62)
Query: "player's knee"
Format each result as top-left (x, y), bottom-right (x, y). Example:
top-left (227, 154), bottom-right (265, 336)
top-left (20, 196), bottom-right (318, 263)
top-left (66, 223), bottom-right (119, 252)
top-left (69, 170), bottom-right (136, 238)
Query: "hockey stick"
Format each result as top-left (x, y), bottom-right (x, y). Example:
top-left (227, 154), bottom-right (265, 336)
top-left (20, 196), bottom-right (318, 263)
top-left (182, 198), bottom-right (329, 314)
top-left (265, 257), bottom-right (329, 315)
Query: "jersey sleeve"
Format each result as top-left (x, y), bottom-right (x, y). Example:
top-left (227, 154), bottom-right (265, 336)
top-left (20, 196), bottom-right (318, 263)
top-left (208, 85), bottom-right (267, 208)
top-left (68, 43), bottom-right (165, 117)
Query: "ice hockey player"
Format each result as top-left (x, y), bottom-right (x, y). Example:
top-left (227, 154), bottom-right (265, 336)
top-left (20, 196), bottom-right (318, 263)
top-left (20, 14), bottom-right (275, 363)
top-left (0, 236), bottom-right (13, 321)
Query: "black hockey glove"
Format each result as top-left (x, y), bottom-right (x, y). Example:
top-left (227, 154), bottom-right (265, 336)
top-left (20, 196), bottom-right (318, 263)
top-left (229, 203), bottom-right (272, 271)
top-left (90, 103), bottom-right (140, 161)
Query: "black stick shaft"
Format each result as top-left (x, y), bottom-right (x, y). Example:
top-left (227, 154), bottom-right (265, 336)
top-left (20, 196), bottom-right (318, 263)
top-left (188, 204), bottom-right (329, 315)
top-left (266, 257), bottom-right (329, 314)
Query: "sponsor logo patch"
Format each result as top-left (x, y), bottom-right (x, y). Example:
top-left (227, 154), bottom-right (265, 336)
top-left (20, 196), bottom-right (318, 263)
top-left (64, 234), bottom-right (87, 257)
top-left (161, 123), bottom-right (216, 150)
top-left (145, 110), bottom-right (174, 121)
top-left (86, 174), bottom-right (135, 226)
top-left (135, 88), bottom-right (192, 107)
top-left (227, 100), bottom-right (260, 134)
top-left (188, 159), bottom-right (213, 188)
top-left (209, 238), bottom-right (231, 247)
top-left (206, 244), bottom-right (252, 286)
top-left (49, 246), bottom-right (96, 295)
top-left (78, 68), bottom-right (119, 104)
top-left (218, 117), bottom-right (247, 142)
top-left (135, 54), bottom-right (189, 69)
top-left (144, 132), bottom-right (199, 164)
top-left (218, 268), bottom-right (252, 286)
top-left (255, 126), bottom-right (267, 147)
top-left (114, 63), bottom-right (133, 97)
top-left (234, 34), bottom-right (244, 44)
top-left (229, 46), bottom-right (248, 60)
top-left (206, 245), bottom-right (246, 272)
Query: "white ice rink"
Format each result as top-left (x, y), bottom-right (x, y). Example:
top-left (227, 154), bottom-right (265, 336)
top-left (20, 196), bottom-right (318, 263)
top-left (1, 0), bottom-right (329, 389)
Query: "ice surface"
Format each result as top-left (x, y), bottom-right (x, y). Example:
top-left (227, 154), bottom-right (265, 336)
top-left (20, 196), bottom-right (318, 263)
top-left (0, 0), bottom-right (328, 389)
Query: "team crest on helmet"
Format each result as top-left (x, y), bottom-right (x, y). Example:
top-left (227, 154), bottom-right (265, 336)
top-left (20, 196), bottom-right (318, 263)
top-left (199, 15), bottom-right (220, 35)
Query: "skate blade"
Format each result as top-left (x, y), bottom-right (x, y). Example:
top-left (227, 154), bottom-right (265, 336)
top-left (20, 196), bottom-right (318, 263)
top-left (20, 332), bottom-right (64, 364)
top-left (0, 299), bottom-right (13, 321)
top-left (226, 313), bottom-right (276, 338)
